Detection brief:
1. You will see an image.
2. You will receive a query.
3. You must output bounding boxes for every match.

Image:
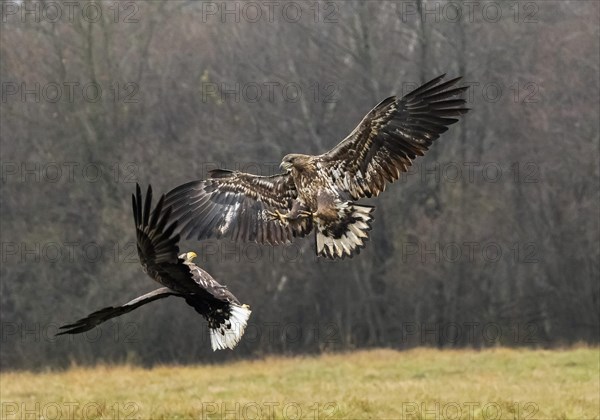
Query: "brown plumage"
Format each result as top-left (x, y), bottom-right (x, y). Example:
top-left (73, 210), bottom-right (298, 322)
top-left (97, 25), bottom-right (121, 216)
top-left (163, 74), bottom-right (470, 259)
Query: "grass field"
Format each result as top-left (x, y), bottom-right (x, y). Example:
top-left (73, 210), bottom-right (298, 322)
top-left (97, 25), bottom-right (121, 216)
top-left (1, 347), bottom-right (598, 419)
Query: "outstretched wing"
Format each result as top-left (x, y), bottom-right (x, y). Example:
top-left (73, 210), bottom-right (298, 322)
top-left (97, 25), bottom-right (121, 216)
top-left (319, 74), bottom-right (470, 199)
top-left (57, 287), bottom-right (175, 335)
top-left (133, 184), bottom-right (201, 293)
top-left (163, 170), bottom-right (309, 245)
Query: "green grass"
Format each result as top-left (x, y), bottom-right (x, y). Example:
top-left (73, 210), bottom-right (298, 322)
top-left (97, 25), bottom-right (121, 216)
top-left (1, 347), bottom-right (598, 419)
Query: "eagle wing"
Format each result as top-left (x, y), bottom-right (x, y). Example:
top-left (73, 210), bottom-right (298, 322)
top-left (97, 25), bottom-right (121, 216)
top-left (318, 74), bottom-right (470, 199)
top-left (183, 264), bottom-right (241, 308)
top-left (57, 287), bottom-right (175, 335)
top-left (183, 263), bottom-right (252, 351)
top-left (162, 169), bottom-right (309, 245)
top-left (133, 184), bottom-right (202, 293)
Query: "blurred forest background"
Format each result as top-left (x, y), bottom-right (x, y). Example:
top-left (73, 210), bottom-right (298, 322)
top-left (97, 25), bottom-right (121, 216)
top-left (1, 0), bottom-right (598, 370)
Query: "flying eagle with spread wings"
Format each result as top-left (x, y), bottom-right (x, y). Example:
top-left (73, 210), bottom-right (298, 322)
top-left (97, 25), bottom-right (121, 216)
top-left (58, 184), bottom-right (251, 351)
top-left (163, 74), bottom-right (470, 259)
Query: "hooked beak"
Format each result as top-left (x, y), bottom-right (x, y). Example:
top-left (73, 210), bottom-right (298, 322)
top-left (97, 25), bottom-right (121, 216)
top-left (280, 161), bottom-right (292, 171)
top-left (186, 251), bottom-right (197, 261)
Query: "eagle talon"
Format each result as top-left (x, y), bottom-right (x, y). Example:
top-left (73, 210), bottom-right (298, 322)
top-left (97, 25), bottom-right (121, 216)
top-left (267, 209), bottom-right (289, 225)
top-left (298, 210), bottom-right (313, 218)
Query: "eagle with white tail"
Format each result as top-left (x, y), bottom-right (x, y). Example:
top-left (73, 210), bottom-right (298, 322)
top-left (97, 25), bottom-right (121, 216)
top-left (164, 74), bottom-right (470, 259)
top-left (57, 184), bottom-right (251, 351)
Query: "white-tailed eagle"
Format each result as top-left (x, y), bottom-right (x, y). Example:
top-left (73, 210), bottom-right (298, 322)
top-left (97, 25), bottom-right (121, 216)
top-left (57, 184), bottom-right (251, 351)
top-left (163, 74), bottom-right (470, 259)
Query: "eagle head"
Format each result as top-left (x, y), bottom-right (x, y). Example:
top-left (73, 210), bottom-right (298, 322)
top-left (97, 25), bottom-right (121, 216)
top-left (280, 154), bottom-right (309, 172)
top-left (180, 251), bottom-right (197, 262)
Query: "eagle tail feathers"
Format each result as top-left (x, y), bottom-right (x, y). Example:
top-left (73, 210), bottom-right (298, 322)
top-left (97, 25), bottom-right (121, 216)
top-left (209, 303), bottom-right (252, 351)
top-left (315, 203), bottom-right (374, 259)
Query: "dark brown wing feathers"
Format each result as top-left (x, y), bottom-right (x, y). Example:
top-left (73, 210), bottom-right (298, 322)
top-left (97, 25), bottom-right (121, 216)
top-left (133, 184), bottom-right (180, 267)
top-left (57, 287), bottom-right (175, 335)
top-left (320, 74), bottom-right (470, 199)
top-left (133, 184), bottom-right (200, 293)
top-left (162, 170), bottom-right (307, 245)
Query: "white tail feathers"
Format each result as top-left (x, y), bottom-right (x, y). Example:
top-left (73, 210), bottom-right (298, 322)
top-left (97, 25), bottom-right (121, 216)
top-left (315, 203), bottom-right (374, 259)
top-left (210, 303), bottom-right (251, 351)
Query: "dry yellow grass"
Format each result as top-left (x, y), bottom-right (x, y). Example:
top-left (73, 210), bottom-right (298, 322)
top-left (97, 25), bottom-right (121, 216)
top-left (1, 347), bottom-right (598, 419)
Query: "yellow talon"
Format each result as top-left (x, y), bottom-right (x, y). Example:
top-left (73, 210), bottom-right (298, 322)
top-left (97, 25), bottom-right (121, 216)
top-left (298, 210), bottom-right (313, 218)
top-left (267, 210), bottom-right (288, 225)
